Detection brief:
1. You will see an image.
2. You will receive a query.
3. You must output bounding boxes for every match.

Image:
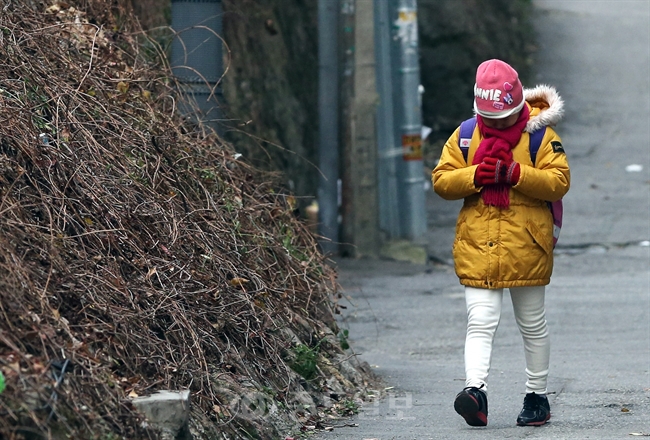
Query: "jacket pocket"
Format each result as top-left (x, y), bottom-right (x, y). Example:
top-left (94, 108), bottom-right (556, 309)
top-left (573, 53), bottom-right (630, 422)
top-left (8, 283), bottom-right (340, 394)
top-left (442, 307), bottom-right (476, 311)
top-left (526, 220), bottom-right (553, 255)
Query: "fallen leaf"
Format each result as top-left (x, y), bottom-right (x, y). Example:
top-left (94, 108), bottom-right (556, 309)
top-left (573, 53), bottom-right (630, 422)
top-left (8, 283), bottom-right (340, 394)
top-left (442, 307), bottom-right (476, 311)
top-left (32, 362), bottom-right (47, 374)
top-left (117, 81), bottom-right (129, 94)
top-left (229, 277), bottom-right (249, 288)
top-left (287, 195), bottom-right (296, 210)
top-left (128, 390), bottom-right (138, 398)
top-left (28, 312), bottom-right (40, 324)
top-left (45, 4), bottom-right (62, 14)
top-left (145, 267), bottom-right (157, 280)
top-left (621, 407), bottom-right (630, 412)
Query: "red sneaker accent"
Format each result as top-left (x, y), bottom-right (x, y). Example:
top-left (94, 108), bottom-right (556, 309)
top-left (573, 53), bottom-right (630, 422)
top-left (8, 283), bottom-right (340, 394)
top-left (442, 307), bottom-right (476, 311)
top-left (518, 413), bottom-right (551, 426)
top-left (454, 391), bottom-right (488, 427)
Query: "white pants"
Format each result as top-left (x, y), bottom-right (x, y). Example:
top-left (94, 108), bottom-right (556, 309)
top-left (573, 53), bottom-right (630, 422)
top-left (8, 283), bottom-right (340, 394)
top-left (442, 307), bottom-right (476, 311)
top-left (464, 286), bottom-right (549, 394)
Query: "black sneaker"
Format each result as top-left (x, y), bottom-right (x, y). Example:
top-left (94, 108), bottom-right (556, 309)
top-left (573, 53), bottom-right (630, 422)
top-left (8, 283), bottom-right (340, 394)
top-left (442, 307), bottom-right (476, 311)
top-left (516, 392), bottom-right (551, 426)
top-left (454, 386), bottom-right (488, 427)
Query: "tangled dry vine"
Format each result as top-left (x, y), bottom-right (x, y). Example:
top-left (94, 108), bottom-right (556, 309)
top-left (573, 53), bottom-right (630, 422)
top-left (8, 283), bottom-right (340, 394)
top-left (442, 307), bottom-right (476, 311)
top-left (0, 1), bottom-right (365, 438)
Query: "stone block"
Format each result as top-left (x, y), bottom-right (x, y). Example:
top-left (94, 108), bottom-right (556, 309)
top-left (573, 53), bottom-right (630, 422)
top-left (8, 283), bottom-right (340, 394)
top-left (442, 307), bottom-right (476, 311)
top-left (132, 390), bottom-right (191, 439)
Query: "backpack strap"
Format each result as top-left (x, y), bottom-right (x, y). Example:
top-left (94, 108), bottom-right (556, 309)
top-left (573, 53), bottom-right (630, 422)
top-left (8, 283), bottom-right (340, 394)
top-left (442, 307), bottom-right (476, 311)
top-left (458, 117), bottom-right (477, 163)
top-left (528, 127), bottom-right (547, 166)
top-left (550, 199), bottom-right (563, 247)
top-left (526, 127), bottom-right (562, 247)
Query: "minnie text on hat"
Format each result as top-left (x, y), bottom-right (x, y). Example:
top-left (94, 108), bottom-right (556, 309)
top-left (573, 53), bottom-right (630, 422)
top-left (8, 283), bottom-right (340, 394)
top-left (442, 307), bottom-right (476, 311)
top-left (474, 85), bottom-right (502, 102)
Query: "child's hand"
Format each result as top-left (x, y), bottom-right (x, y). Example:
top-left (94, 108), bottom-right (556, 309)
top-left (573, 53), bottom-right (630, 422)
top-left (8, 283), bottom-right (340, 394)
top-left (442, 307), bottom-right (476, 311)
top-left (475, 158), bottom-right (499, 186)
top-left (474, 157), bottom-right (521, 187)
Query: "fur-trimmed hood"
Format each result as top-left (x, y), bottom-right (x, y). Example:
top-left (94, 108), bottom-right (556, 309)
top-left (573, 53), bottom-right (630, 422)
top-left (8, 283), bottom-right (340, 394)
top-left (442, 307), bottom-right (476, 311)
top-left (524, 85), bottom-right (564, 133)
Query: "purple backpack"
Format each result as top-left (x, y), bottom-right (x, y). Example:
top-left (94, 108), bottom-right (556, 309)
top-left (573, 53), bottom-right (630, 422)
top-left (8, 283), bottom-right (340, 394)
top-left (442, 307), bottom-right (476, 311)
top-left (459, 117), bottom-right (563, 248)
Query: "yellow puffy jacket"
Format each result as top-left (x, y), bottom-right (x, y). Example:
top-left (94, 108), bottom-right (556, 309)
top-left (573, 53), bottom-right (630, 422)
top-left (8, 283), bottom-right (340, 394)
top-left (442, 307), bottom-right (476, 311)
top-left (433, 85), bottom-right (570, 289)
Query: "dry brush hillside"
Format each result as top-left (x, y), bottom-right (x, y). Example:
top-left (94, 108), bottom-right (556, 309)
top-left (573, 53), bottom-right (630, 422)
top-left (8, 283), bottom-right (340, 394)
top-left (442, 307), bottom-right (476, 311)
top-left (0, 1), bottom-right (371, 439)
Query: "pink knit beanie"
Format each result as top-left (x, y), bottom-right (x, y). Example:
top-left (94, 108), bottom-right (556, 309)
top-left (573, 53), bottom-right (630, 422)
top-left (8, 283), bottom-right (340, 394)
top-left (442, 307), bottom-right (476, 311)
top-left (473, 59), bottom-right (525, 119)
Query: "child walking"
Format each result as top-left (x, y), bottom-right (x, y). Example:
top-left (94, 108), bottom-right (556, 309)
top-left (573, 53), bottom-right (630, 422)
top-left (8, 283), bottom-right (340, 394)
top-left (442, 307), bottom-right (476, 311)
top-left (432, 59), bottom-right (570, 427)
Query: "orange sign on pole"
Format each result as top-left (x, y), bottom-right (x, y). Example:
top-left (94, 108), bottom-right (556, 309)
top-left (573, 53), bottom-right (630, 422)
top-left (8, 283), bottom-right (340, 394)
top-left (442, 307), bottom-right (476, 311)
top-left (402, 133), bottom-right (422, 161)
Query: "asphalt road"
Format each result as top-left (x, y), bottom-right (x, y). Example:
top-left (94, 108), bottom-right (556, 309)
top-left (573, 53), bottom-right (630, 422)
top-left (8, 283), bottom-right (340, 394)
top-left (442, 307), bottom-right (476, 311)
top-left (316, 1), bottom-right (650, 439)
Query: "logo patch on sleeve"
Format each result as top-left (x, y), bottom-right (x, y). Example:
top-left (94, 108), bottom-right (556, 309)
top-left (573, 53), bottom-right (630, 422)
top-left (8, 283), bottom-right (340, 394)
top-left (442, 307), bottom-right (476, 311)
top-left (551, 141), bottom-right (565, 153)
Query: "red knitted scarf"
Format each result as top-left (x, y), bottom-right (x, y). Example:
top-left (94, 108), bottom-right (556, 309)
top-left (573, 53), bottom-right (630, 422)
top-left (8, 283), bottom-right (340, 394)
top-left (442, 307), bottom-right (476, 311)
top-left (473, 105), bottom-right (530, 208)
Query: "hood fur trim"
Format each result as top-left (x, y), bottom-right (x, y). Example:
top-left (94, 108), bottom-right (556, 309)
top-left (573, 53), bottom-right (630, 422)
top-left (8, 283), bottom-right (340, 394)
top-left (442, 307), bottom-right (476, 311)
top-left (524, 85), bottom-right (564, 133)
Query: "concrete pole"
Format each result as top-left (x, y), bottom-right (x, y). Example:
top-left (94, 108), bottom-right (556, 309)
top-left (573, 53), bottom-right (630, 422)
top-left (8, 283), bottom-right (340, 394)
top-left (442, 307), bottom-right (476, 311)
top-left (339, 0), bottom-right (380, 258)
top-left (317, 0), bottom-right (340, 255)
top-left (374, 0), bottom-right (401, 239)
top-left (170, 0), bottom-right (223, 132)
top-left (350, 0), bottom-right (380, 256)
top-left (394, 0), bottom-right (427, 239)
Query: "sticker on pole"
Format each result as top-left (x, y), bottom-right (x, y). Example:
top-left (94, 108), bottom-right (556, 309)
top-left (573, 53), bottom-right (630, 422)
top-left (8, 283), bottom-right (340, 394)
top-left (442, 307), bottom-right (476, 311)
top-left (402, 134), bottom-right (422, 161)
top-left (395, 9), bottom-right (418, 46)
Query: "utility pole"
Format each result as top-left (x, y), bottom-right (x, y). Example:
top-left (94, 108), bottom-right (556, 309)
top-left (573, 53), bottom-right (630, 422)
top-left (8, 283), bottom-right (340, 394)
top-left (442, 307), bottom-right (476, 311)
top-left (317, 0), bottom-right (340, 256)
top-left (321, 0), bottom-right (425, 256)
top-left (170, 0), bottom-right (223, 132)
top-left (393, 0), bottom-right (427, 239)
top-left (374, 0), bottom-right (400, 239)
top-left (338, 0), bottom-right (355, 256)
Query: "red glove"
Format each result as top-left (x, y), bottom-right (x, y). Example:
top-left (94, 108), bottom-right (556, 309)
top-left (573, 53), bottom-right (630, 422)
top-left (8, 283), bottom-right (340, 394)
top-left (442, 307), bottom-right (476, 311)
top-left (491, 149), bottom-right (512, 161)
top-left (474, 157), bottom-right (521, 187)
